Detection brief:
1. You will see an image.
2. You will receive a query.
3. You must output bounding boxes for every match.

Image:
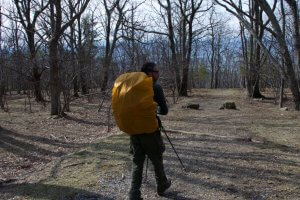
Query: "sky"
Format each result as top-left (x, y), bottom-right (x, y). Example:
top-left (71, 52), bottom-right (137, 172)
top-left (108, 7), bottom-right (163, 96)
top-left (0, 0), bottom-right (241, 36)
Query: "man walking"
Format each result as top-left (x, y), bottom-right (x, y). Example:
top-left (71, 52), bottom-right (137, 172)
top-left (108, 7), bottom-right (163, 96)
top-left (129, 62), bottom-right (171, 199)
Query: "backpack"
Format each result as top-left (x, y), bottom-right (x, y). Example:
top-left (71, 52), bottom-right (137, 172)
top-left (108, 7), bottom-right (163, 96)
top-left (112, 72), bottom-right (159, 135)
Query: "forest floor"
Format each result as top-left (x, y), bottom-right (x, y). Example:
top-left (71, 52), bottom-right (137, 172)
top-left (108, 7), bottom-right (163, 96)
top-left (0, 88), bottom-right (299, 200)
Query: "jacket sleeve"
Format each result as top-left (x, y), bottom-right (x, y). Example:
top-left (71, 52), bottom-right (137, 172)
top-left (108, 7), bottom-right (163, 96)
top-left (153, 83), bottom-right (168, 115)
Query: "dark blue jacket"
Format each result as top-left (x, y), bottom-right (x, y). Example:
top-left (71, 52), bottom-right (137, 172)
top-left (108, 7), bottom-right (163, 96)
top-left (153, 83), bottom-right (168, 115)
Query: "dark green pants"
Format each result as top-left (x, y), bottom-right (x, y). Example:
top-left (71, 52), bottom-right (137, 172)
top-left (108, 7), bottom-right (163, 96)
top-left (129, 130), bottom-right (168, 199)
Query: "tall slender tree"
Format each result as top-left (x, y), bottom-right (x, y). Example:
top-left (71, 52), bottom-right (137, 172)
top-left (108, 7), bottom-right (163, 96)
top-left (157, 0), bottom-right (181, 93)
top-left (48, 0), bottom-right (90, 115)
top-left (100, 0), bottom-right (129, 91)
top-left (178, 0), bottom-right (208, 96)
top-left (249, 0), bottom-right (265, 98)
top-left (0, 5), bottom-right (4, 109)
top-left (157, 0), bottom-right (211, 96)
top-left (13, 0), bottom-right (49, 102)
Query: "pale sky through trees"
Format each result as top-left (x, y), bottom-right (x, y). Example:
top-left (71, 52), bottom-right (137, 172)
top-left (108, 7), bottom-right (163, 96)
top-left (0, 0), bottom-right (240, 32)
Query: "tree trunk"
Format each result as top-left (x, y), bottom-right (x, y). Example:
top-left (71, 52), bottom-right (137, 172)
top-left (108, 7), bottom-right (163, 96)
top-left (215, 68), bottom-right (220, 89)
top-left (279, 78), bottom-right (284, 108)
top-left (209, 13), bottom-right (215, 89)
top-left (77, 17), bottom-right (89, 94)
top-left (246, 30), bottom-right (254, 97)
top-left (180, 60), bottom-right (188, 96)
top-left (251, 43), bottom-right (264, 98)
top-left (171, 54), bottom-right (181, 92)
top-left (239, 7), bottom-right (248, 90)
top-left (252, 1), bottom-right (264, 98)
top-left (285, 0), bottom-right (300, 74)
top-left (210, 61), bottom-right (215, 89)
top-left (101, 56), bottom-right (111, 91)
top-left (240, 76), bottom-right (246, 88)
top-left (285, 58), bottom-right (300, 109)
top-left (214, 34), bottom-right (221, 89)
top-left (22, 26), bottom-right (44, 102)
top-left (49, 41), bottom-right (61, 115)
top-left (73, 75), bottom-right (79, 97)
top-left (246, 0), bottom-right (264, 98)
top-left (32, 62), bottom-right (44, 102)
top-left (28, 30), bottom-right (44, 102)
top-left (0, 81), bottom-right (5, 109)
top-left (79, 50), bottom-right (88, 94)
top-left (252, 77), bottom-right (263, 98)
top-left (80, 67), bottom-right (88, 94)
top-left (165, 0), bottom-right (181, 92)
top-left (71, 25), bottom-right (79, 97)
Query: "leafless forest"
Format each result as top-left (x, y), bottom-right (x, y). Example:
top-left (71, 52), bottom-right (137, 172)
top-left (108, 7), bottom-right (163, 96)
top-left (0, 1), bottom-right (300, 199)
top-left (0, 0), bottom-right (299, 114)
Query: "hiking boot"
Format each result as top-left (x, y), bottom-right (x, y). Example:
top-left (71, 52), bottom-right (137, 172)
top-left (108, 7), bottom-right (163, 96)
top-left (128, 190), bottom-right (143, 200)
top-left (157, 179), bottom-right (171, 196)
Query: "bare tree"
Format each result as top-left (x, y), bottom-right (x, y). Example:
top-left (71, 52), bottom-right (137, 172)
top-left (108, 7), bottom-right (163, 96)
top-left (156, 0), bottom-right (211, 96)
top-left (0, 5), bottom-right (4, 109)
top-left (100, 0), bottom-right (129, 91)
top-left (204, 11), bottom-right (235, 89)
top-left (257, 0), bottom-right (300, 108)
top-left (279, 0), bottom-right (286, 108)
top-left (67, 0), bottom-right (80, 97)
top-left (248, 0), bottom-right (265, 98)
top-left (215, 0), bottom-right (300, 110)
top-left (13, 0), bottom-right (49, 102)
top-left (77, 14), bottom-right (89, 95)
top-left (47, 0), bottom-right (90, 115)
top-left (225, 0), bottom-right (266, 97)
top-left (178, 0), bottom-right (209, 95)
top-left (157, 0), bottom-right (181, 93)
top-left (206, 10), bottom-right (224, 89)
top-left (9, 11), bottom-right (25, 94)
top-left (120, 3), bottom-right (146, 71)
top-left (63, 5), bottom-right (98, 97)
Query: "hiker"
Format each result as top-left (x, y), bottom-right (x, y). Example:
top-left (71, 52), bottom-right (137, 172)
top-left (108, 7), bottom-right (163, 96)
top-left (128, 62), bottom-right (171, 199)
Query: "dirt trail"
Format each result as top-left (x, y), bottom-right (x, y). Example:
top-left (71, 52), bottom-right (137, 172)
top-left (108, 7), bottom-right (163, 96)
top-left (0, 89), bottom-right (299, 200)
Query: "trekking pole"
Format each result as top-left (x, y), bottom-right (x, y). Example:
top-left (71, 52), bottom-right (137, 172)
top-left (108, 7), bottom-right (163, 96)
top-left (144, 156), bottom-right (149, 182)
top-left (161, 125), bottom-right (186, 172)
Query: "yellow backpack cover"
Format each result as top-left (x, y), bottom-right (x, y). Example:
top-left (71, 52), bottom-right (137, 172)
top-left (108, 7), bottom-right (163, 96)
top-left (112, 72), bottom-right (159, 135)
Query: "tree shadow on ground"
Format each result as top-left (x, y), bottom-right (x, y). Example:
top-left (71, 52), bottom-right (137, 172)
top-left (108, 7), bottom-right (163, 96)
top-left (0, 127), bottom-right (83, 148)
top-left (159, 134), bottom-right (300, 199)
top-left (0, 128), bottom-right (88, 163)
top-left (163, 137), bottom-right (299, 177)
top-left (166, 134), bottom-right (300, 155)
top-left (0, 129), bottom-right (57, 162)
top-left (169, 171), bottom-right (266, 200)
top-left (0, 183), bottom-right (114, 200)
top-left (64, 115), bottom-right (109, 126)
top-left (92, 133), bottom-right (299, 199)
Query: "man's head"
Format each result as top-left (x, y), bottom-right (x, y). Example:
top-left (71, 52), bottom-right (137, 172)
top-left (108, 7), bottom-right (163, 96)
top-left (141, 62), bottom-right (160, 82)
